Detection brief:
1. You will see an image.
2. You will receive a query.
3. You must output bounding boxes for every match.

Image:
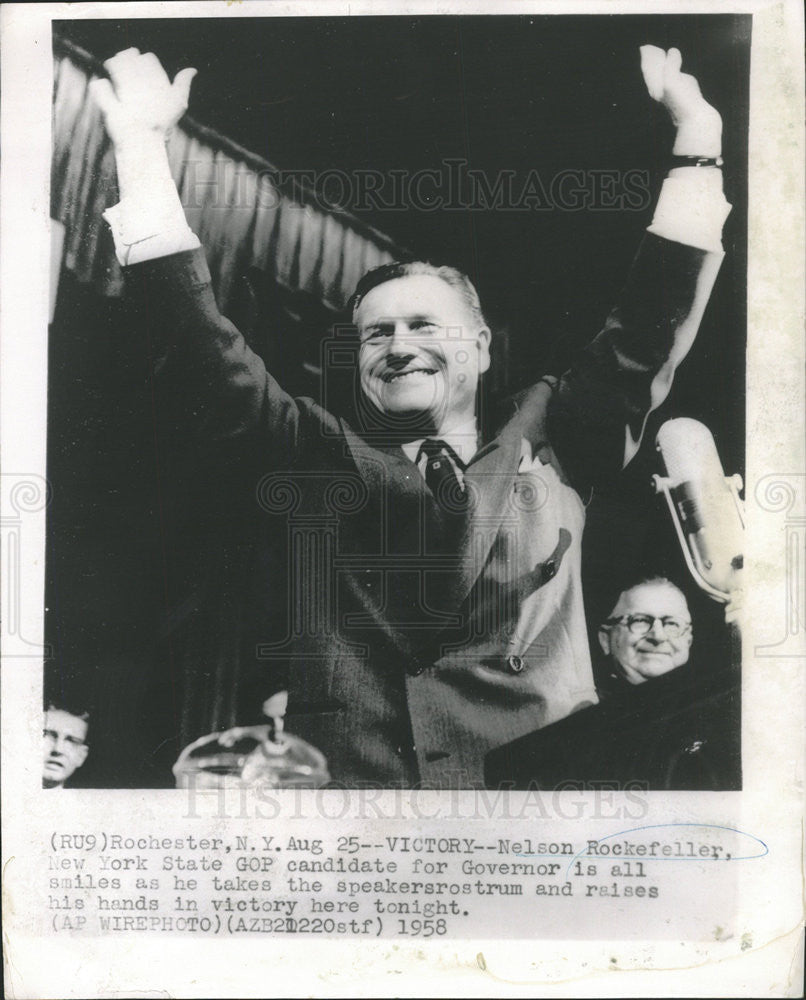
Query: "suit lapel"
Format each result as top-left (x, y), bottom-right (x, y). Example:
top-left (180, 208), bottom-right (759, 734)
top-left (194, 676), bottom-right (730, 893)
top-left (340, 421), bottom-right (424, 504)
top-left (453, 420), bottom-right (523, 606)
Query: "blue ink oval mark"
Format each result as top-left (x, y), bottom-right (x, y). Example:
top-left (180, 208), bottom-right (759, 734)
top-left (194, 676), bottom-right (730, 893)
top-left (542, 823), bottom-right (770, 878)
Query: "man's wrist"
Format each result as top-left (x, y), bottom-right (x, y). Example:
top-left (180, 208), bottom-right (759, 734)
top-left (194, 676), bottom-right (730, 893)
top-left (672, 113), bottom-right (722, 157)
top-left (111, 127), bottom-right (179, 215)
top-left (668, 165), bottom-right (723, 180)
top-left (113, 128), bottom-right (170, 160)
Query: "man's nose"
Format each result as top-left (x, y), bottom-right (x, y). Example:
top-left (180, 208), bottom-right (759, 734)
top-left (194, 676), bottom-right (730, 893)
top-left (646, 618), bottom-right (667, 640)
top-left (388, 321), bottom-right (417, 355)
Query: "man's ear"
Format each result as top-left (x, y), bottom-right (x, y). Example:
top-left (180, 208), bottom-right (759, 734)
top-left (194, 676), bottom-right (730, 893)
top-left (477, 326), bottom-right (492, 374)
top-left (597, 628), bottom-right (611, 657)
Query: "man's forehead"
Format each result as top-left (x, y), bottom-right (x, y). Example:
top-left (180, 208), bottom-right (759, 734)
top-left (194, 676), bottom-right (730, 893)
top-left (355, 274), bottom-right (471, 324)
top-left (617, 583), bottom-right (689, 616)
top-left (45, 709), bottom-right (88, 737)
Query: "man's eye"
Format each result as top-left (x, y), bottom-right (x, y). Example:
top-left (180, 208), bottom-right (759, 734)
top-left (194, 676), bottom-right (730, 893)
top-left (411, 320), bottom-right (437, 332)
top-left (66, 737), bottom-right (83, 745)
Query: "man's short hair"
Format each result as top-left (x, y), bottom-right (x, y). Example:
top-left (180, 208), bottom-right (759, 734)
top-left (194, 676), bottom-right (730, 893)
top-left (45, 700), bottom-right (90, 735)
top-left (349, 260), bottom-right (488, 331)
top-left (603, 575), bottom-right (688, 620)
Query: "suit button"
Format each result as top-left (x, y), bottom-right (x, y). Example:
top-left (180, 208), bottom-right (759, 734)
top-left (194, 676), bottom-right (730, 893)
top-left (544, 559), bottom-right (557, 580)
top-left (507, 654), bottom-right (524, 673)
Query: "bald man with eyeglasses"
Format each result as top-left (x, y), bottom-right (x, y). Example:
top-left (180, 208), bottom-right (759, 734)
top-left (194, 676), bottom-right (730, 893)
top-left (598, 577), bottom-right (693, 688)
top-left (486, 577), bottom-right (740, 790)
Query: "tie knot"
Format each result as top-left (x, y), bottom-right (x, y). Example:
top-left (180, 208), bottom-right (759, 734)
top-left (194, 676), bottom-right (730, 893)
top-left (416, 439), bottom-right (469, 515)
top-left (419, 438), bottom-right (448, 461)
top-left (418, 438), bottom-right (464, 469)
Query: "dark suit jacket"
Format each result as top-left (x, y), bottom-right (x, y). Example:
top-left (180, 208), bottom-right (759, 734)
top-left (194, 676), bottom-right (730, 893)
top-left (126, 233), bottom-right (722, 788)
top-left (484, 661), bottom-right (741, 790)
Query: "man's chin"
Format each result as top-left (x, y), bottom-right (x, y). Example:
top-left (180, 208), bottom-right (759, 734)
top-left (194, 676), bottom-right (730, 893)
top-left (366, 378), bottom-right (446, 413)
top-left (360, 394), bottom-right (445, 435)
top-left (634, 655), bottom-right (679, 677)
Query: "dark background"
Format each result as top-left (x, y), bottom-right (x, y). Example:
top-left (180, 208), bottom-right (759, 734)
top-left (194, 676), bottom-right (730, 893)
top-left (47, 15), bottom-right (749, 786)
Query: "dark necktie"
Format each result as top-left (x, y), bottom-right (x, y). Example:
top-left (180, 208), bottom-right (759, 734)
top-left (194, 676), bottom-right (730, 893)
top-left (418, 439), bottom-right (467, 513)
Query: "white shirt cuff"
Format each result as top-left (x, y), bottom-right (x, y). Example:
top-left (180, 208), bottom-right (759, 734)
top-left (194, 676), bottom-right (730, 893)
top-left (103, 200), bottom-right (200, 267)
top-left (646, 171), bottom-right (732, 253)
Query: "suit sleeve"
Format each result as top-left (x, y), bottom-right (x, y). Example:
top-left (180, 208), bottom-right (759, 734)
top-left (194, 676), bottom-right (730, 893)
top-left (124, 246), bottom-right (336, 468)
top-left (547, 233), bottom-right (724, 491)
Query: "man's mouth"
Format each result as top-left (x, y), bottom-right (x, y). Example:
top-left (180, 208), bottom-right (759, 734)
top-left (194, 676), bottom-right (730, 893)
top-left (44, 758), bottom-right (65, 770)
top-left (381, 368), bottom-right (438, 383)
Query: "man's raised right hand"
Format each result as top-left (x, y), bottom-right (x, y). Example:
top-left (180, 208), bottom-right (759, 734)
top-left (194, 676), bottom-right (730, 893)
top-left (89, 48), bottom-right (197, 149)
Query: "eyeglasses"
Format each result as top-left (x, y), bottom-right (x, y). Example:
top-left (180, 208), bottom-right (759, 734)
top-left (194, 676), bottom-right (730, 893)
top-left (605, 614), bottom-right (692, 639)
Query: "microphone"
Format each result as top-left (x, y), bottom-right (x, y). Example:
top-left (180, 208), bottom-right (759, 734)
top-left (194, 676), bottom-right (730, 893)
top-left (653, 419), bottom-right (744, 602)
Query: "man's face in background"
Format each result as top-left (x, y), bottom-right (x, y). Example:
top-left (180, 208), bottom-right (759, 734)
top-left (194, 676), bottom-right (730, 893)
top-left (599, 582), bottom-right (693, 685)
top-left (43, 709), bottom-right (89, 788)
top-left (355, 274), bottom-right (491, 438)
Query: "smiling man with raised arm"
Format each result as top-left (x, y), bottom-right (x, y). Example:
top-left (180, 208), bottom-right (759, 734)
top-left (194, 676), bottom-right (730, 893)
top-left (91, 45), bottom-right (730, 788)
